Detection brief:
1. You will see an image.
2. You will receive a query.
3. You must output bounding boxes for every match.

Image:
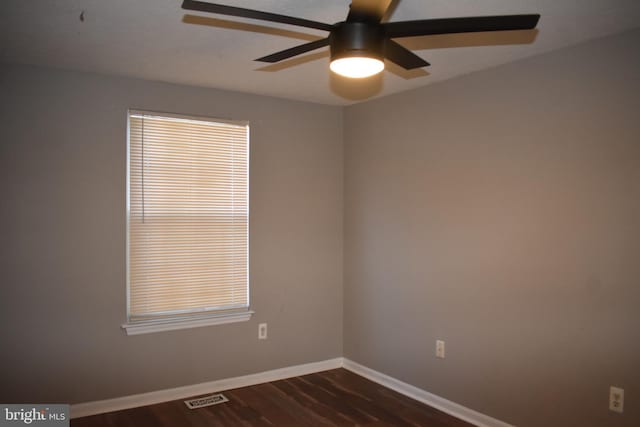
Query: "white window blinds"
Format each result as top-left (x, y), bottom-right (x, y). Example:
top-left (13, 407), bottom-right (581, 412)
top-left (127, 111), bottom-right (249, 321)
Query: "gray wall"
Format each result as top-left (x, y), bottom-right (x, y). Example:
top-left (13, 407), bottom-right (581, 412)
top-left (344, 29), bottom-right (640, 427)
top-left (2, 28), bottom-right (640, 427)
top-left (0, 65), bottom-right (343, 403)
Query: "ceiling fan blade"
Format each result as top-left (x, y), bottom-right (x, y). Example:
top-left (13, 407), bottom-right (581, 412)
top-left (384, 39), bottom-right (430, 69)
top-left (383, 14), bottom-right (540, 38)
top-left (347, 0), bottom-right (393, 23)
top-left (255, 38), bottom-right (330, 63)
top-left (181, 0), bottom-right (334, 32)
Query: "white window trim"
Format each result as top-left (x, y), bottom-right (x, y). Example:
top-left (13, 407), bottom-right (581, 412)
top-left (124, 109), bottom-right (251, 335)
top-left (122, 310), bottom-right (254, 335)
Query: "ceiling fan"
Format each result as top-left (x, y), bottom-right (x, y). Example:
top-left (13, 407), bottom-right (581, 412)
top-left (181, 0), bottom-right (540, 78)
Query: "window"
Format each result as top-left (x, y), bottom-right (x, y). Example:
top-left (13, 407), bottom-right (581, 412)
top-left (123, 110), bottom-right (251, 335)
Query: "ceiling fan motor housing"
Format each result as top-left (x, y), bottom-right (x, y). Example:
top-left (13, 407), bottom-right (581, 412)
top-left (329, 22), bottom-right (385, 62)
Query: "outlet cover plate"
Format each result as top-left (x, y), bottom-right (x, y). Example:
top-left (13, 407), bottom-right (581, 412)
top-left (258, 323), bottom-right (267, 340)
top-left (436, 340), bottom-right (445, 358)
top-left (609, 386), bottom-right (624, 413)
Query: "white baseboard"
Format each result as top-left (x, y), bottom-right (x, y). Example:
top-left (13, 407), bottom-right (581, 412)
top-left (342, 358), bottom-right (514, 427)
top-left (70, 357), bottom-right (342, 419)
top-left (72, 356), bottom-right (513, 427)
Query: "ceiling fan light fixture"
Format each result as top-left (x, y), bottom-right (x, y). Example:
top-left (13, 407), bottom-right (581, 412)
top-left (330, 56), bottom-right (384, 78)
top-left (180, 1), bottom-right (541, 80)
top-left (329, 22), bottom-right (385, 78)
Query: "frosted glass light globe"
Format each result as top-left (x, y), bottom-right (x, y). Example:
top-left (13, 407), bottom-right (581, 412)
top-left (330, 57), bottom-right (384, 78)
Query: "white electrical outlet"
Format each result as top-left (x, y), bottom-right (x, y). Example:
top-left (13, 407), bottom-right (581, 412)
top-left (609, 386), bottom-right (624, 413)
top-left (258, 323), bottom-right (267, 340)
top-left (436, 340), bottom-right (445, 358)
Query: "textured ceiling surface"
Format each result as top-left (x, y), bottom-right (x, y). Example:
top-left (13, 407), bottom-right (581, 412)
top-left (2, 0), bottom-right (640, 105)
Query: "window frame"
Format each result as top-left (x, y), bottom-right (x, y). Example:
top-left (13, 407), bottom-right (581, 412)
top-left (122, 109), bottom-right (252, 335)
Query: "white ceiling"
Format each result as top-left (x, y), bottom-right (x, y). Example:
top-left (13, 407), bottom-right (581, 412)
top-left (2, 0), bottom-right (640, 105)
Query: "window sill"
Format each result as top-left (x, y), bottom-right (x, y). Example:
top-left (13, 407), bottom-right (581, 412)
top-left (121, 310), bottom-right (254, 335)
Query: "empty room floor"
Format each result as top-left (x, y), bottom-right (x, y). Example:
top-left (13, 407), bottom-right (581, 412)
top-left (71, 368), bottom-right (474, 426)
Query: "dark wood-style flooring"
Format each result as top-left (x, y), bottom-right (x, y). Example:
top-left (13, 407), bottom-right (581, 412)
top-left (72, 368), bottom-right (474, 427)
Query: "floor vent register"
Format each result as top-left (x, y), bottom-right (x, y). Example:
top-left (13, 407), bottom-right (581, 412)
top-left (184, 393), bottom-right (229, 409)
